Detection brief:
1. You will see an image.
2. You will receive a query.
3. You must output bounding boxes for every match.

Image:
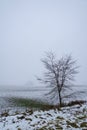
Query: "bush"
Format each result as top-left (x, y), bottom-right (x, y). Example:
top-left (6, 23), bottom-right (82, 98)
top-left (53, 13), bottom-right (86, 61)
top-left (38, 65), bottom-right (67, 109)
top-left (67, 100), bottom-right (86, 106)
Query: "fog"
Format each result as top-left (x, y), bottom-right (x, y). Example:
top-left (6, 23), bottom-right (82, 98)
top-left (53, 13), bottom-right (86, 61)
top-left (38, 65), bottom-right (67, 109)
top-left (0, 0), bottom-right (87, 87)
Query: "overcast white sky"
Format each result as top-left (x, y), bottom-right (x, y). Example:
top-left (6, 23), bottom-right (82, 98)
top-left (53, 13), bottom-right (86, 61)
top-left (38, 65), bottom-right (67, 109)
top-left (0, 0), bottom-right (87, 86)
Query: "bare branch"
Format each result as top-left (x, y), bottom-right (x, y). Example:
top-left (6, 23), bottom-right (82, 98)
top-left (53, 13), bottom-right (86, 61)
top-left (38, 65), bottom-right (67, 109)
top-left (37, 52), bottom-right (79, 106)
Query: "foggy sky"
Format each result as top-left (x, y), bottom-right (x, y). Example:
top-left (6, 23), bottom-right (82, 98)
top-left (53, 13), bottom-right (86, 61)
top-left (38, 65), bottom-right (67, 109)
top-left (0, 0), bottom-right (87, 86)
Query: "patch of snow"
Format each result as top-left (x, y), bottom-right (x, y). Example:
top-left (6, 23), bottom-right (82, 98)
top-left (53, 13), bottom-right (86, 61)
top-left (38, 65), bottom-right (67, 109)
top-left (0, 103), bottom-right (87, 130)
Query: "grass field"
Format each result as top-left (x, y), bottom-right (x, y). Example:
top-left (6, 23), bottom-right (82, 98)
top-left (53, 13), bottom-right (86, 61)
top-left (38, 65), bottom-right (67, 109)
top-left (7, 97), bottom-right (55, 110)
top-left (6, 96), bottom-right (86, 112)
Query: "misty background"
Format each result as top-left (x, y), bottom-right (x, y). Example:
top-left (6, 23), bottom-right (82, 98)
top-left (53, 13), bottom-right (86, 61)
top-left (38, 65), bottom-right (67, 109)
top-left (0, 0), bottom-right (87, 88)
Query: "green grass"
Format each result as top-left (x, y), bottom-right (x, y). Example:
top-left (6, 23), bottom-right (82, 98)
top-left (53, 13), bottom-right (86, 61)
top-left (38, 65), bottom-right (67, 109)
top-left (7, 97), bottom-right (54, 110)
top-left (7, 97), bottom-right (87, 111)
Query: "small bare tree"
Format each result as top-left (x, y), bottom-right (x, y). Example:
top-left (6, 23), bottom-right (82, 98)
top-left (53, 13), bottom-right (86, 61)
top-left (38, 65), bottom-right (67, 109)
top-left (38, 52), bottom-right (78, 107)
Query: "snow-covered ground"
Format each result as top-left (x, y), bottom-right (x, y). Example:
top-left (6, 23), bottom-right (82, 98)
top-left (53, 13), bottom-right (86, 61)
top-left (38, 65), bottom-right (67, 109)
top-left (0, 88), bottom-right (49, 112)
top-left (0, 85), bottom-right (87, 110)
top-left (0, 85), bottom-right (87, 130)
top-left (0, 103), bottom-right (87, 130)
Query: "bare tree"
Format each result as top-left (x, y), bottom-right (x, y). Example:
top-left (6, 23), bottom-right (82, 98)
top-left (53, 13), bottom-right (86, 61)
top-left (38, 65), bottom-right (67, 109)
top-left (38, 52), bottom-right (78, 107)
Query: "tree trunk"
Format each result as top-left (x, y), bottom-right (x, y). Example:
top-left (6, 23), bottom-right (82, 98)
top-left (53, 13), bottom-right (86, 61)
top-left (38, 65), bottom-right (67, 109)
top-left (58, 91), bottom-right (62, 107)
